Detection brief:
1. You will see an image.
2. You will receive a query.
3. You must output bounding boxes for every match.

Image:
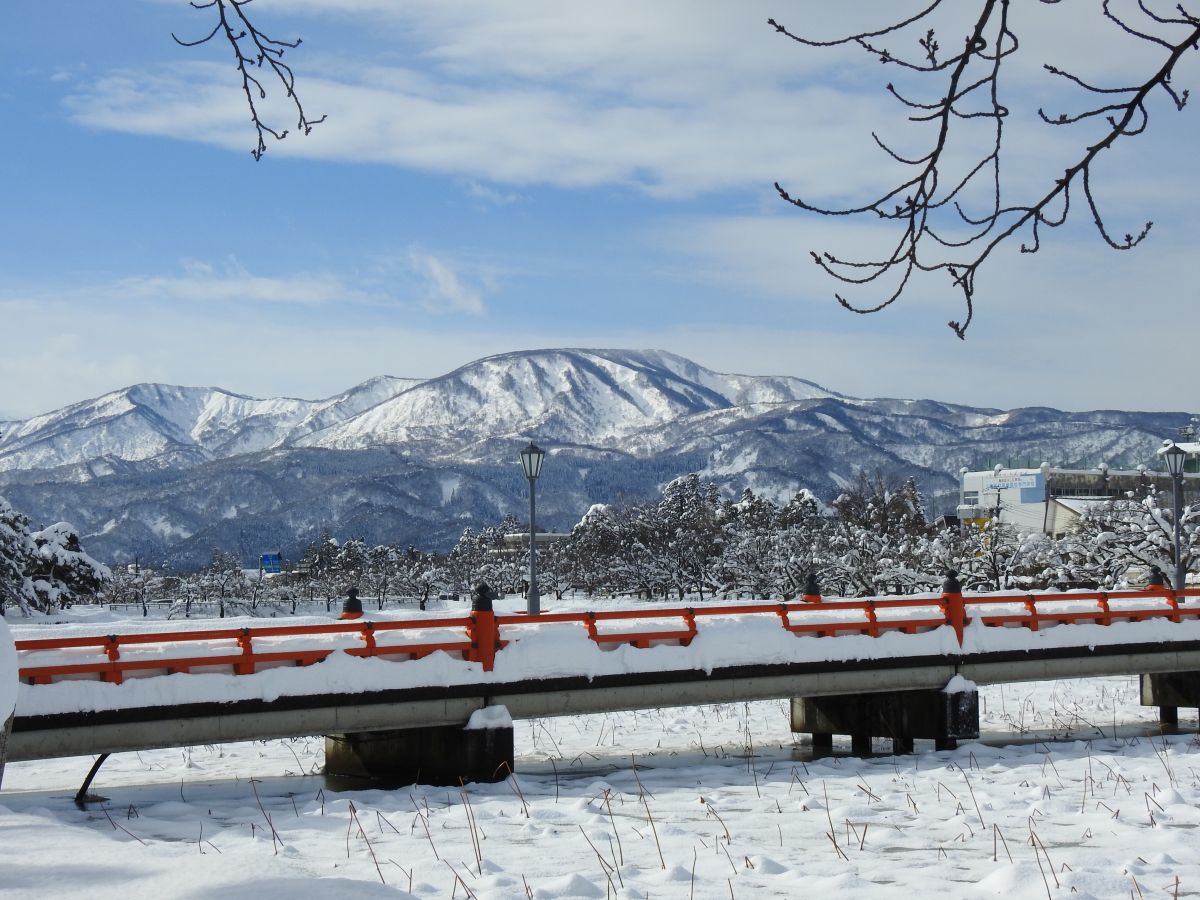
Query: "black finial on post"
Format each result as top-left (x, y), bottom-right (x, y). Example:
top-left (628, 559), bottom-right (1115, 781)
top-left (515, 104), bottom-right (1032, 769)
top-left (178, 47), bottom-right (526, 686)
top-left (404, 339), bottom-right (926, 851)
top-left (472, 581), bottom-right (496, 612)
top-left (803, 571), bottom-right (821, 598)
top-left (943, 570), bottom-right (962, 593)
top-left (1148, 566), bottom-right (1166, 587)
top-left (340, 586), bottom-right (363, 619)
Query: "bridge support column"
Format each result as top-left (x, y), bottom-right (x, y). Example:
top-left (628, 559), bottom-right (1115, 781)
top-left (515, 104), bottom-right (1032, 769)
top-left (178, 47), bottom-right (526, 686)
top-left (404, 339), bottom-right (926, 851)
top-left (1140, 672), bottom-right (1200, 726)
top-left (791, 684), bottom-right (978, 756)
top-left (324, 705), bottom-right (514, 786)
top-left (0, 712), bottom-right (11, 790)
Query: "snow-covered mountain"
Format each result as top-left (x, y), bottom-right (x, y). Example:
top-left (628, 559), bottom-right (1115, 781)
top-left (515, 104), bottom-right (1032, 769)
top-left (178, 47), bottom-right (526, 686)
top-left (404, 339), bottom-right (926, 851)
top-left (0, 376), bottom-right (421, 477)
top-left (301, 349), bottom-right (841, 455)
top-left (0, 349), bottom-right (1187, 567)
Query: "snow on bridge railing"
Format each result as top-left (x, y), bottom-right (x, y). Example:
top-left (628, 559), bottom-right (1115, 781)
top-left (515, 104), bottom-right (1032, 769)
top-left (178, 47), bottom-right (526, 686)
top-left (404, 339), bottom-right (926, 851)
top-left (13, 585), bottom-right (1200, 686)
top-left (15, 616), bottom-right (479, 686)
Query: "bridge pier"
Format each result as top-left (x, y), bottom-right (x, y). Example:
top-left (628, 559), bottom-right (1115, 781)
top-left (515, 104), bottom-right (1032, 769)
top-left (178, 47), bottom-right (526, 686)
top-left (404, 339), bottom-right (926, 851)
top-left (791, 683), bottom-right (979, 756)
top-left (1140, 672), bottom-right (1200, 726)
top-left (0, 712), bottom-right (11, 790)
top-left (324, 705), bottom-right (514, 786)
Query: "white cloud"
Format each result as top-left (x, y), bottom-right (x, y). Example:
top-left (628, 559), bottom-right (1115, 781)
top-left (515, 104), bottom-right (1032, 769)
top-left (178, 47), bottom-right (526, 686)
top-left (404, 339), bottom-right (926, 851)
top-left (407, 247), bottom-right (486, 315)
top-left (115, 261), bottom-right (386, 307)
top-left (68, 61), bottom-right (897, 198)
top-left (462, 180), bottom-right (521, 207)
top-left (68, 2), bottom-right (1200, 205)
top-left (6, 254), bottom-right (497, 316)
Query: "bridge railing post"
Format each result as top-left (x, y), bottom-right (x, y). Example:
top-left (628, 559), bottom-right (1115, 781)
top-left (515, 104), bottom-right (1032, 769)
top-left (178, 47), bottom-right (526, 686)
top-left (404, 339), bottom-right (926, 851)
top-left (942, 571), bottom-right (965, 647)
top-left (235, 628), bottom-right (255, 675)
top-left (468, 582), bottom-right (499, 671)
top-left (1149, 566), bottom-right (1180, 623)
top-left (103, 635), bottom-right (123, 684)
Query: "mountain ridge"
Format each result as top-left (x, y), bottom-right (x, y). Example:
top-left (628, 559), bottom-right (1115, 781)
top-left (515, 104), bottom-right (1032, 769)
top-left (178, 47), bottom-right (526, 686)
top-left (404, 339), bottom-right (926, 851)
top-left (0, 348), bottom-right (1187, 567)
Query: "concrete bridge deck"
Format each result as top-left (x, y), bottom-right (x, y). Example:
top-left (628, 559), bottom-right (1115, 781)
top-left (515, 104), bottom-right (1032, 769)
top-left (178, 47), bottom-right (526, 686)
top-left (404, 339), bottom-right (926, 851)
top-left (10, 639), bottom-right (1200, 761)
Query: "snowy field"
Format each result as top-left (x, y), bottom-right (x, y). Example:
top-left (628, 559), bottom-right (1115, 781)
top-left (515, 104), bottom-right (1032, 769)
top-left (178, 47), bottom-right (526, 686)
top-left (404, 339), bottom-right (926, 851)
top-left (3, 677), bottom-right (1199, 899)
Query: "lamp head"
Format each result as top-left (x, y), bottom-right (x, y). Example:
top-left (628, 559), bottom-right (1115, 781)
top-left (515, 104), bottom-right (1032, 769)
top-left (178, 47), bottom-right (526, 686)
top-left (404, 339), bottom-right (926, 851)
top-left (1162, 442), bottom-right (1187, 478)
top-left (519, 441), bottom-right (546, 480)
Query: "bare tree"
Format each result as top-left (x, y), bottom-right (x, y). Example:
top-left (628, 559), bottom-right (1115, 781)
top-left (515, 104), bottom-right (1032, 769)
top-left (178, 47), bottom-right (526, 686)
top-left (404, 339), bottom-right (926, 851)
top-left (173, 0), bottom-right (326, 159)
top-left (770, 2), bottom-right (1200, 337)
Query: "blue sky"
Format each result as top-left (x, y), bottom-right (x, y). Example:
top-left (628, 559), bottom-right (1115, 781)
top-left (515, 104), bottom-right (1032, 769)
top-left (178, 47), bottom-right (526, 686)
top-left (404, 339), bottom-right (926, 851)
top-left (3, 1), bottom-right (1199, 418)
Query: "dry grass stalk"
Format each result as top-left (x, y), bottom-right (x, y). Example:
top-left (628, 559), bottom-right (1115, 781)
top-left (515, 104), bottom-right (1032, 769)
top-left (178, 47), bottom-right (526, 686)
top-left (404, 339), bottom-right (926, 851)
top-left (705, 802), bottom-right (731, 843)
top-left (577, 824), bottom-right (620, 893)
top-left (993, 824), bottom-right (1013, 863)
top-left (630, 753), bottom-right (655, 800)
top-left (822, 781), bottom-right (848, 861)
top-left (410, 794), bottom-right (440, 860)
top-left (641, 792), bottom-right (666, 870)
top-left (376, 810), bottom-right (402, 835)
top-left (346, 801), bottom-right (385, 884)
top-left (443, 860), bottom-right (478, 900)
top-left (955, 764), bottom-right (987, 828)
top-left (101, 806), bottom-right (146, 845)
top-left (1027, 830), bottom-right (1056, 897)
top-left (389, 860), bottom-right (414, 893)
top-left (459, 784), bottom-right (484, 875)
top-left (250, 779), bottom-right (282, 853)
top-left (602, 790), bottom-right (625, 865)
top-left (197, 821), bottom-right (222, 855)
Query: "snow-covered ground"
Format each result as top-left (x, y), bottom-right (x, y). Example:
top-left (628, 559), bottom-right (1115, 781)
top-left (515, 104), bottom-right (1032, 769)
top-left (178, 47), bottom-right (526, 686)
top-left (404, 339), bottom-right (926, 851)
top-left (2, 676), bottom-right (1198, 899)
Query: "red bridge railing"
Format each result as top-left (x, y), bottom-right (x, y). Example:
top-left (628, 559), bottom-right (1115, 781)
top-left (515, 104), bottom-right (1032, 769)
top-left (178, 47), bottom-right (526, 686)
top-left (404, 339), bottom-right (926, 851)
top-left (14, 585), bottom-right (1199, 686)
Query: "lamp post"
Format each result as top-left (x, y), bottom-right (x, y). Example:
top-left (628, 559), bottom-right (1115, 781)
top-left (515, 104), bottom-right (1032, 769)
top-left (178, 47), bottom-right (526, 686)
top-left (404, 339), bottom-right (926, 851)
top-left (519, 441), bottom-right (546, 615)
top-left (1162, 441), bottom-right (1187, 592)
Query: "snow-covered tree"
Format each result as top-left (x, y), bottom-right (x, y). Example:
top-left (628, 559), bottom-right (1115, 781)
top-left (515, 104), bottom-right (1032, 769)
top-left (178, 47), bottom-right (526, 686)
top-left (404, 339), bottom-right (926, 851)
top-left (1063, 493), bottom-right (1199, 587)
top-left (921, 521), bottom-right (1055, 592)
top-left (719, 489), bottom-right (783, 599)
top-left (564, 504), bottom-right (622, 597)
top-left (0, 497), bottom-right (37, 615)
top-left (1, 507), bottom-right (111, 615)
top-left (298, 530), bottom-right (342, 609)
top-left (392, 547), bottom-right (446, 609)
top-left (825, 474), bottom-right (932, 596)
top-left (362, 544), bottom-right (397, 609)
top-left (651, 473), bottom-right (724, 600)
top-left (205, 549), bottom-right (248, 618)
top-left (335, 538), bottom-right (370, 588)
top-left (446, 527), bottom-right (487, 594)
top-left (538, 537), bottom-right (575, 601)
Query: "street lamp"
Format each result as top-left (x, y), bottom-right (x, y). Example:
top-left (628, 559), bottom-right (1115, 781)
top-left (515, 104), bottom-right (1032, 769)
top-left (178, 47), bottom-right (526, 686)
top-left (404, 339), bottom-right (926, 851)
top-left (519, 441), bottom-right (546, 615)
top-left (1161, 441), bottom-right (1187, 592)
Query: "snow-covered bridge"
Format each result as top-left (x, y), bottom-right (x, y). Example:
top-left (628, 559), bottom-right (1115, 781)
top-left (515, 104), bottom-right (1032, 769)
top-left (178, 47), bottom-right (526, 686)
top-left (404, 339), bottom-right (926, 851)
top-left (8, 583), bottom-right (1200, 779)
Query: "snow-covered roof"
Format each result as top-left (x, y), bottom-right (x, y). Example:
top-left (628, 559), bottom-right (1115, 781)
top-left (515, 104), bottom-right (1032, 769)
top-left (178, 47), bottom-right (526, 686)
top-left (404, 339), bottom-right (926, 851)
top-left (1054, 497), bottom-right (1110, 516)
top-left (1157, 441), bottom-right (1200, 456)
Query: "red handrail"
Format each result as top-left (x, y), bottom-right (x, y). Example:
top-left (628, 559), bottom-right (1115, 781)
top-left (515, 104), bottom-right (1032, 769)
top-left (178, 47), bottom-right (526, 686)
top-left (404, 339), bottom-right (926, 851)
top-left (14, 586), bottom-right (1199, 684)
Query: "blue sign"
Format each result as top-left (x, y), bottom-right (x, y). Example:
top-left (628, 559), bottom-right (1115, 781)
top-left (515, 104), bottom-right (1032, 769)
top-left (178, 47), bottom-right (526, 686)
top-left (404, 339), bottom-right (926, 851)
top-left (261, 553), bottom-right (282, 574)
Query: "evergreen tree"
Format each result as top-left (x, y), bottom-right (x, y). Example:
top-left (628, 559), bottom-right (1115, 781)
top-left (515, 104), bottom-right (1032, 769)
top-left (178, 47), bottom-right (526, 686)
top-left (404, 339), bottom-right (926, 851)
top-left (565, 504), bottom-right (623, 597)
top-left (0, 497), bottom-right (37, 615)
top-left (654, 473), bottom-right (723, 600)
top-left (719, 489), bottom-right (782, 599)
top-left (0, 502), bottom-right (112, 615)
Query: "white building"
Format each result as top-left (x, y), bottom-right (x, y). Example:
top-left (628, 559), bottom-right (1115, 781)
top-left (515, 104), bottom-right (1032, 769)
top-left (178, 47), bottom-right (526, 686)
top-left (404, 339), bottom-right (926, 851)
top-left (958, 455), bottom-right (1200, 538)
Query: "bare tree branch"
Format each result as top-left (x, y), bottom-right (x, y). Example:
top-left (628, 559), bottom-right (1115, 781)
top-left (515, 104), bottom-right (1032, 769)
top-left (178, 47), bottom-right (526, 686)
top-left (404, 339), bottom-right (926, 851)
top-left (771, 1), bottom-right (1200, 337)
top-left (173, 0), bottom-right (326, 160)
